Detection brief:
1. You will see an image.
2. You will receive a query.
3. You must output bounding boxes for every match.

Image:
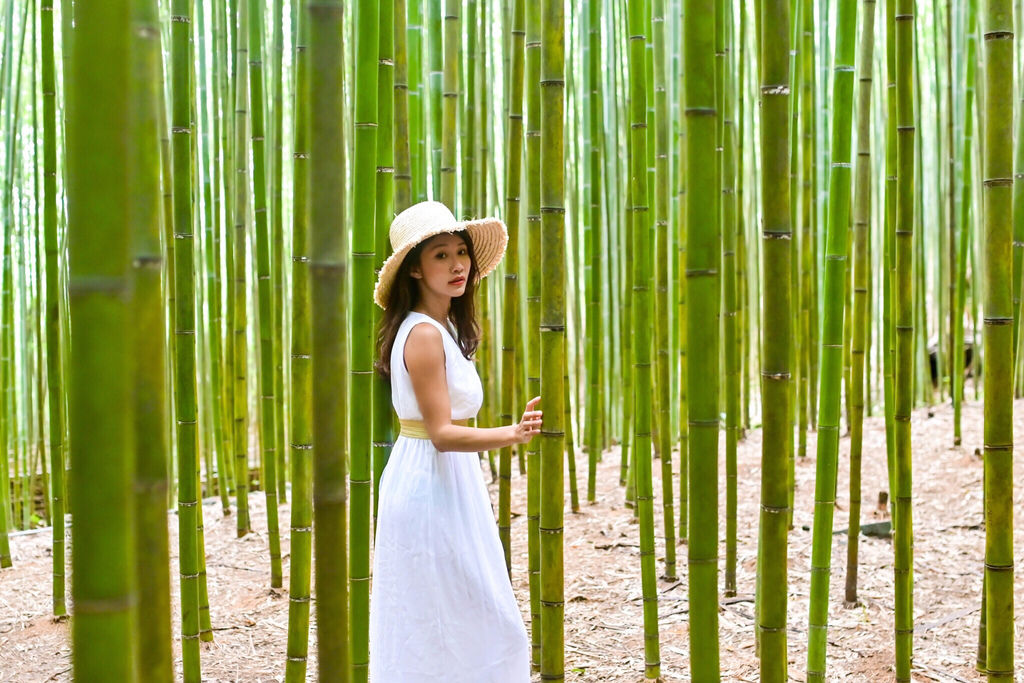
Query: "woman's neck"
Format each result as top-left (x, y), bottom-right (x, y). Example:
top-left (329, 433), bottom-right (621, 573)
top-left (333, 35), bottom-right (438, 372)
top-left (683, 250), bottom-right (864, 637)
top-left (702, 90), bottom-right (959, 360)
top-left (412, 291), bottom-right (451, 327)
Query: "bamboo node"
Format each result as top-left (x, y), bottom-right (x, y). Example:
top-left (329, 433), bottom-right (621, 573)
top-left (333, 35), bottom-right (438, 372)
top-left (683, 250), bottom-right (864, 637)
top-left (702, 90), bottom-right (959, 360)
top-left (762, 231), bottom-right (792, 240)
top-left (983, 317), bottom-right (1012, 325)
top-left (984, 563), bottom-right (1015, 572)
top-left (170, 14), bottom-right (190, 23)
top-left (983, 178), bottom-right (1013, 188)
top-left (760, 85), bottom-right (790, 96)
top-left (688, 556), bottom-right (718, 565)
top-left (171, 126), bottom-right (191, 134)
top-left (983, 31), bottom-right (1013, 40)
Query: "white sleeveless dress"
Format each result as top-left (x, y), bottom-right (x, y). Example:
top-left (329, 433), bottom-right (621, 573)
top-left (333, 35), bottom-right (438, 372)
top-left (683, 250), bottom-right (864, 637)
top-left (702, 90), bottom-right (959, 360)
top-left (369, 311), bottom-right (531, 682)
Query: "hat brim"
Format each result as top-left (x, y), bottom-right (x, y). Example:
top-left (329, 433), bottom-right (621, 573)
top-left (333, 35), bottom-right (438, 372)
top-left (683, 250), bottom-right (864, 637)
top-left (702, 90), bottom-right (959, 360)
top-left (373, 217), bottom-right (508, 309)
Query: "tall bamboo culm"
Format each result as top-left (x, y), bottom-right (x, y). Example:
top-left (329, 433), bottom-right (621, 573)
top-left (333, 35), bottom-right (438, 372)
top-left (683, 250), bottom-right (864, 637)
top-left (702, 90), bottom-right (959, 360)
top-left (805, 0), bottom-right (858, 678)
top-left (685, 0), bottom-right (721, 676)
top-left (981, 0), bottom-right (1015, 675)
top-left (284, 2), bottom-right (314, 679)
top-left (66, 0), bottom-right (137, 677)
top-left (845, 0), bottom-right (877, 608)
top-left (524, 0), bottom-right (543, 668)
top-left (171, 0), bottom-right (203, 678)
top-left (309, 0), bottom-right (350, 676)
top-left (539, 0), bottom-right (566, 677)
top-left (757, 0), bottom-right (792, 677)
top-left (652, 0), bottom-right (676, 584)
top-left (131, 0), bottom-right (173, 677)
top-left (250, 0), bottom-right (283, 589)
top-left (350, 0), bottom-right (379, 678)
top-left (893, 0), bottom-right (915, 677)
top-left (626, 0), bottom-right (662, 677)
top-left (40, 0), bottom-right (66, 618)
top-left (499, 0), bottom-right (526, 574)
top-left (232, 0), bottom-right (252, 539)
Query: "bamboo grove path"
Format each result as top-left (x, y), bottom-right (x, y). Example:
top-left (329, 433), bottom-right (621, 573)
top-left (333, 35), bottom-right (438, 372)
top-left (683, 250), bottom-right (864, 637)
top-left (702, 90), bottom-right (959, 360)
top-left (2, 397), bottom-right (1021, 681)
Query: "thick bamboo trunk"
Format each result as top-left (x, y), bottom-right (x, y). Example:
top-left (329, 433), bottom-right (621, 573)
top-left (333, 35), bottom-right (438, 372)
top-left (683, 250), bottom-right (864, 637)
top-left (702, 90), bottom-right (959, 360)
top-left (757, 0), bottom-right (792, 677)
top-left (981, 0), bottom-right (1016, 675)
top-left (684, 0), bottom-right (721, 676)
top-left (309, 0), bottom-right (350, 676)
top-left (66, 0), bottom-right (137, 677)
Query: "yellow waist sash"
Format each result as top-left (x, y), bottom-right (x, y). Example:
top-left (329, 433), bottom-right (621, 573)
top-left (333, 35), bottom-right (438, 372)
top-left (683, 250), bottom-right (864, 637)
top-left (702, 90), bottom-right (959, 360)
top-left (399, 418), bottom-right (470, 440)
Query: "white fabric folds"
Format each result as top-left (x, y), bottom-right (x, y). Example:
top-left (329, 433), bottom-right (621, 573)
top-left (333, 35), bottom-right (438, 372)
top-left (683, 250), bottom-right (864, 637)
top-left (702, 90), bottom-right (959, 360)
top-left (369, 311), bottom-right (530, 682)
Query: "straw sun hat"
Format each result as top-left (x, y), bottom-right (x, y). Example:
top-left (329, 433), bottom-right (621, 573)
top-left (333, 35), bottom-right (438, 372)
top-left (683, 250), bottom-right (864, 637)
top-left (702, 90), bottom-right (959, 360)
top-left (373, 201), bottom-right (508, 309)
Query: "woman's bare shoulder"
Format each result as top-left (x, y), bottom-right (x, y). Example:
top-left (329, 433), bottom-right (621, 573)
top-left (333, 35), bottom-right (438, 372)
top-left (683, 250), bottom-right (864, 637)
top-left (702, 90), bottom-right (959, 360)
top-left (404, 322), bottom-right (446, 373)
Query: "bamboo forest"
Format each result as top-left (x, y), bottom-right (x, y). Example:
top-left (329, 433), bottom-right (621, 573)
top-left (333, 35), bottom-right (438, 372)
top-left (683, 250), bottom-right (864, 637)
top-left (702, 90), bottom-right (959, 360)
top-left (1, 0), bottom-right (1023, 679)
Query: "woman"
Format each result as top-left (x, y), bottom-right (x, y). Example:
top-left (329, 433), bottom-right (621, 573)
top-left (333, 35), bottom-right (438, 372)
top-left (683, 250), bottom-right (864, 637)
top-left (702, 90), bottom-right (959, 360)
top-left (369, 200), bottom-right (540, 682)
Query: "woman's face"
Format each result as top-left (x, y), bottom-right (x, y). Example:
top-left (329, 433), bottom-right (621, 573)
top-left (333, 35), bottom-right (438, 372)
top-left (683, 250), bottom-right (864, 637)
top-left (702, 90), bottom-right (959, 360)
top-left (410, 233), bottom-right (472, 300)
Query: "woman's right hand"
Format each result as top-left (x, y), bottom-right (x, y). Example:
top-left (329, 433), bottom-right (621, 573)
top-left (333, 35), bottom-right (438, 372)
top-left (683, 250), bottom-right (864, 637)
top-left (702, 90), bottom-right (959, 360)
top-left (511, 396), bottom-right (543, 445)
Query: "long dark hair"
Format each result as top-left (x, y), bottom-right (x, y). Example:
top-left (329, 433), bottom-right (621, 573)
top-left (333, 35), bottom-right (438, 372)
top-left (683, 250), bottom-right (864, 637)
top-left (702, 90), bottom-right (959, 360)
top-left (375, 230), bottom-right (481, 381)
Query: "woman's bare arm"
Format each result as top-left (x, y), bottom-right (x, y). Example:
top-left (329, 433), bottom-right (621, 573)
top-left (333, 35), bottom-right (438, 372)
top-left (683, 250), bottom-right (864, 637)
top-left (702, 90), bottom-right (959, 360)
top-left (404, 322), bottom-right (541, 452)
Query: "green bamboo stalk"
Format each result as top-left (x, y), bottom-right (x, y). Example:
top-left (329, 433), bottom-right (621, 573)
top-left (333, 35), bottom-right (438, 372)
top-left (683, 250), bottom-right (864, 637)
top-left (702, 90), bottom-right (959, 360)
top-left (462, 0), bottom-right (477, 217)
top-left (955, 0), bottom-right (979, 445)
top-left (652, 0), bottom-right (676, 583)
top-left (249, 0), bottom-right (283, 590)
top-left (271, 0), bottom-right (287, 504)
top-left (499, 0), bottom-right (525, 573)
top-left (350, 0), bottom-right (378, 679)
top-left (844, 0), bottom-right (876, 609)
top-left (170, 0), bottom-right (203, 677)
top-left (685, 0), bottom-right (720, 676)
top-left (66, 0), bottom-right (137, 676)
top-left (394, 0), bottom-right (412, 213)
top-left (372, 0), bottom-right (395, 530)
top-left (310, 0), bottom-right (350, 675)
top-left (409, 0), bottom-right (427, 202)
top-left (130, 0), bottom-right (172, 677)
top-left (722, 0), bottom-right (737, 597)
top-left (40, 0), bottom-right (66, 617)
top-left (428, 0), bottom-right (441, 193)
top-left (202, 0), bottom-right (231, 513)
top-left (214, 0), bottom-right (236, 505)
top-left (233, 0), bottom-right (252, 538)
top-left (805, 0), bottom-right (858, 677)
top-left (284, 3), bottom-right (313, 679)
top-left (525, 0), bottom-right (542, 667)
top-left (757, 0), bottom-right (791, 676)
top-left (882, 0), bottom-right (898, 504)
top-left (440, 0), bottom-right (459, 209)
top-left (981, 0), bottom-right (1015, 675)
top-left (540, 0), bottom-right (566, 676)
top-left (628, 1), bottom-right (662, 676)
top-left (676, 0), bottom-right (688, 541)
top-left (893, 0), bottom-right (916, 677)
top-left (585, 0), bottom-right (603, 504)
top-left (798, 0), bottom-right (814, 460)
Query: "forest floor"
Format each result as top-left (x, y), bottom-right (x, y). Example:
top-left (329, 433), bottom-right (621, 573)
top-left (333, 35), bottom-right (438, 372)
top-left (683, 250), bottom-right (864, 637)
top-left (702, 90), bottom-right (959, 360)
top-left (1, 397), bottom-right (1023, 681)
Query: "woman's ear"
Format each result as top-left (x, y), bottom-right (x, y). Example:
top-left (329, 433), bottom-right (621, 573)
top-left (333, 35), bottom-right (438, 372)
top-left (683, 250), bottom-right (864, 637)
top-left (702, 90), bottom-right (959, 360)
top-left (409, 264), bottom-right (423, 279)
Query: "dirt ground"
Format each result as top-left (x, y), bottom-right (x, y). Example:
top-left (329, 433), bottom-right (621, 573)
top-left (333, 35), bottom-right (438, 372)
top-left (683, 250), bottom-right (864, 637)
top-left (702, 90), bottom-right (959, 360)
top-left (1, 397), bottom-right (1023, 681)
